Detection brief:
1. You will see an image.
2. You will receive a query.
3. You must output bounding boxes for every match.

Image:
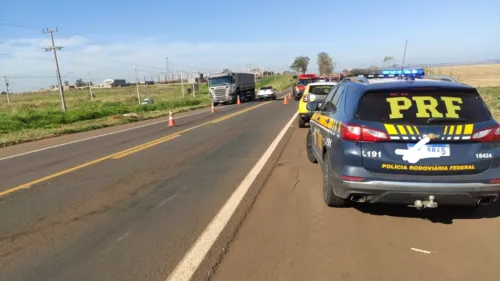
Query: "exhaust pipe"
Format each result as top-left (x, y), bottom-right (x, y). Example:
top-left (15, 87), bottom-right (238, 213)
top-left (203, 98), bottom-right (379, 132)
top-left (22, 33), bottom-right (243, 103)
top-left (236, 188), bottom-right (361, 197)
top-left (350, 194), bottom-right (367, 203)
top-left (478, 195), bottom-right (497, 206)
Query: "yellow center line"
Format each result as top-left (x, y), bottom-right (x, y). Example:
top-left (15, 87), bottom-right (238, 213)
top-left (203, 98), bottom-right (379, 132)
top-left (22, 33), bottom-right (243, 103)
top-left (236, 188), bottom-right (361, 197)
top-left (0, 102), bottom-right (271, 198)
top-left (111, 134), bottom-right (181, 159)
top-left (211, 101), bottom-right (271, 124)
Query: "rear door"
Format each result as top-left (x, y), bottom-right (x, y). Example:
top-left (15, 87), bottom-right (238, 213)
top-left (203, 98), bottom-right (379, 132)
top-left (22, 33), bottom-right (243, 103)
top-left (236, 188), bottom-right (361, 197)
top-left (355, 88), bottom-right (497, 176)
top-left (310, 84), bottom-right (342, 160)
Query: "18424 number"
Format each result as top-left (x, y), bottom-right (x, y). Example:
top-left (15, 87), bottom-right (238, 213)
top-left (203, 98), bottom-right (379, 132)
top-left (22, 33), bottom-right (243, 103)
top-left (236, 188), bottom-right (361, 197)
top-left (476, 153), bottom-right (492, 159)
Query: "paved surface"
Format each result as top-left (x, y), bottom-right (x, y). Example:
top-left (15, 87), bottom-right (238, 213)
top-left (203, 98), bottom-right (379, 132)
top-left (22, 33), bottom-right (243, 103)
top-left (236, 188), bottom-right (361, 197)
top-left (212, 127), bottom-right (500, 281)
top-left (0, 97), bottom-right (297, 281)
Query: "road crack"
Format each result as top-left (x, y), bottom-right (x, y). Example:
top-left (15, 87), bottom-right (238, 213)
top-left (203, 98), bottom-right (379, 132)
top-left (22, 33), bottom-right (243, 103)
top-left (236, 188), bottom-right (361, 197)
top-left (292, 169), bottom-right (300, 191)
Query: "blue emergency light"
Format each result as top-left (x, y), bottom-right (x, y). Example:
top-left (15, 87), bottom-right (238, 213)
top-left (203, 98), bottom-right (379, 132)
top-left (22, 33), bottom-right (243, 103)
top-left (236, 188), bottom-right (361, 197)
top-left (381, 68), bottom-right (424, 75)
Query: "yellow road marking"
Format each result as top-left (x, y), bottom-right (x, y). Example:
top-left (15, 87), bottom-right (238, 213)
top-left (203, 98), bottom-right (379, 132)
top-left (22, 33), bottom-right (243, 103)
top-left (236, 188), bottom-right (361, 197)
top-left (211, 102), bottom-right (269, 124)
top-left (0, 102), bottom-right (270, 198)
top-left (111, 134), bottom-right (181, 159)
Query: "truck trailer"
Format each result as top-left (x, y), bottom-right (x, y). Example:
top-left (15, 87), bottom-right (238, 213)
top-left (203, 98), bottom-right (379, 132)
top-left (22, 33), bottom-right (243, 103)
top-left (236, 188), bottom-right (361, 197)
top-left (208, 72), bottom-right (256, 104)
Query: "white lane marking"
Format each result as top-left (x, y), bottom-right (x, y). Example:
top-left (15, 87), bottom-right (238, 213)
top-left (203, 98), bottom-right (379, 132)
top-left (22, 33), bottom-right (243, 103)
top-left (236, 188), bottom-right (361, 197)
top-left (411, 248), bottom-right (431, 254)
top-left (0, 105), bottom-right (239, 161)
top-left (165, 112), bottom-right (298, 281)
top-left (154, 186), bottom-right (188, 210)
top-left (102, 232), bottom-right (130, 254)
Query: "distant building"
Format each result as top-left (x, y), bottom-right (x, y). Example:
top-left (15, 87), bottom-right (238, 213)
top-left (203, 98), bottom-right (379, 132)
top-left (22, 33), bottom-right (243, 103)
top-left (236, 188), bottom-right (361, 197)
top-left (94, 79), bottom-right (131, 88)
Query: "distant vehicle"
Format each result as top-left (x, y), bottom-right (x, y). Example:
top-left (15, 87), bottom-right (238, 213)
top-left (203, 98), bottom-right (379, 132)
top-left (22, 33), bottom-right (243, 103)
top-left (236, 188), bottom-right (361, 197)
top-left (306, 68), bottom-right (500, 209)
top-left (297, 82), bottom-right (337, 128)
top-left (141, 98), bottom-right (154, 105)
top-left (293, 73), bottom-right (319, 101)
top-left (257, 86), bottom-right (277, 100)
top-left (208, 72), bottom-right (256, 104)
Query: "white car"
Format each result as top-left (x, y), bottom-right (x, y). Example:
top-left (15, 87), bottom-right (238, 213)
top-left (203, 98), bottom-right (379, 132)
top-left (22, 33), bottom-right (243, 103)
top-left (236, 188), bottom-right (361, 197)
top-left (257, 86), bottom-right (277, 100)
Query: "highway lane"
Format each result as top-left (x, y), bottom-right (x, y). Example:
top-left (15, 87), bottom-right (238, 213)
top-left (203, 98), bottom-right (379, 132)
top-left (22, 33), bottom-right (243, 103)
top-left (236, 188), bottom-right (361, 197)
top-left (0, 102), bottom-right (251, 192)
top-left (212, 126), bottom-right (500, 281)
top-left (0, 97), bottom-right (297, 281)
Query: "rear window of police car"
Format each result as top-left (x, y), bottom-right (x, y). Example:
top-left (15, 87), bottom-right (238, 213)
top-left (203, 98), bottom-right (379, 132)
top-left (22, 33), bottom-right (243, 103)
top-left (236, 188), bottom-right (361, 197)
top-left (309, 85), bottom-right (334, 95)
top-left (356, 89), bottom-right (491, 125)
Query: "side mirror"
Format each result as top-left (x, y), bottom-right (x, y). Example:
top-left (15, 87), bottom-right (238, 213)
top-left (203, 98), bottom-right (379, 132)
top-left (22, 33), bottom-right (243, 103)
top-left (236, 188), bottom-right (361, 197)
top-left (306, 101), bottom-right (319, 111)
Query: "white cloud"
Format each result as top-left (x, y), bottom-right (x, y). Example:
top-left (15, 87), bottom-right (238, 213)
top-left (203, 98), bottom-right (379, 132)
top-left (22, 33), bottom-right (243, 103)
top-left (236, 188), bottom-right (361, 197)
top-left (0, 36), bottom-right (300, 92)
top-left (1, 34), bottom-right (498, 92)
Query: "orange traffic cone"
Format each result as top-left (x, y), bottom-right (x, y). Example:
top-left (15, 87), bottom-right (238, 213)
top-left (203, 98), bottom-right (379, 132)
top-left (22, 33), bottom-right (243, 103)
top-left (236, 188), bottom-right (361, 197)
top-left (211, 103), bottom-right (216, 113)
top-left (288, 92), bottom-right (292, 99)
top-left (237, 96), bottom-right (241, 105)
top-left (168, 110), bottom-right (176, 127)
top-left (283, 95), bottom-right (288, 105)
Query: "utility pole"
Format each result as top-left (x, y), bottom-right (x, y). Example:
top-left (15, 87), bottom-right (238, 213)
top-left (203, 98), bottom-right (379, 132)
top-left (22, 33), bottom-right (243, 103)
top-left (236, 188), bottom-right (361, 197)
top-left (180, 71), bottom-right (185, 97)
top-left (135, 68), bottom-right (141, 103)
top-left (43, 28), bottom-right (66, 111)
top-left (88, 72), bottom-right (94, 101)
top-left (166, 57), bottom-right (169, 82)
top-left (3, 76), bottom-right (11, 104)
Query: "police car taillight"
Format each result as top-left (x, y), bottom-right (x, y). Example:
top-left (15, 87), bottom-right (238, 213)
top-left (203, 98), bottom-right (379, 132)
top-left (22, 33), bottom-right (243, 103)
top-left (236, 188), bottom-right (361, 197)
top-left (472, 125), bottom-right (500, 142)
top-left (341, 124), bottom-right (389, 142)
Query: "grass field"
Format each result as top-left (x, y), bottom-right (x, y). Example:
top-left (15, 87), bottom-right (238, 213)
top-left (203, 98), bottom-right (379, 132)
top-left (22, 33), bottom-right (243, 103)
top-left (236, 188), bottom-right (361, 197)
top-left (426, 64), bottom-right (500, 120)
top-left (0, 75), bottom-right (296, 147)
top-left (427, 64), bottom-right (500, 87)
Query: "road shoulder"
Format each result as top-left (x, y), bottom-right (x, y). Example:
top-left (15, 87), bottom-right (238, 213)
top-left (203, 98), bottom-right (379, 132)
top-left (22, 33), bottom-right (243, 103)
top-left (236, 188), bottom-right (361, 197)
top-left (210, 126), bottom-right (500, 281)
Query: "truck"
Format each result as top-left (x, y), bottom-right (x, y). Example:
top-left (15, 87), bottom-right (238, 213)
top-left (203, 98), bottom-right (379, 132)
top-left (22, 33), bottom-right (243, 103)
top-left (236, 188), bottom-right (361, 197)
top-left (292, 74), bottom-right (319, 101)
top-left (208, 72), bottom-right (256, 104)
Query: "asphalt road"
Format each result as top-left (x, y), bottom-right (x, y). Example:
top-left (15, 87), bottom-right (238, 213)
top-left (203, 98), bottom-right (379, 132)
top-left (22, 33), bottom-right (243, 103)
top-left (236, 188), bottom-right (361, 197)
top-left (0, 96), bottom-right (297, 281)
top-left (212, 127), bottom-right (500, 281)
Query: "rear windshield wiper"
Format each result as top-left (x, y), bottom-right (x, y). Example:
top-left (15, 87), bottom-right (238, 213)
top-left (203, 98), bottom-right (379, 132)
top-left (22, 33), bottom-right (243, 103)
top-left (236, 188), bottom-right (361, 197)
top-left (426, 117), bottom-right (467, 124)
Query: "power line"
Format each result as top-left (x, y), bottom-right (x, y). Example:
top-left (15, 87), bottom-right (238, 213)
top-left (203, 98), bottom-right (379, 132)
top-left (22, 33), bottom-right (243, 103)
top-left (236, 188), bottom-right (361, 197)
top-left (3, 75), bottom-right (58, 78)
top-left (43, 27), bottom-right (66, 112)
top-left (0, 22), bottom-right (44, 30)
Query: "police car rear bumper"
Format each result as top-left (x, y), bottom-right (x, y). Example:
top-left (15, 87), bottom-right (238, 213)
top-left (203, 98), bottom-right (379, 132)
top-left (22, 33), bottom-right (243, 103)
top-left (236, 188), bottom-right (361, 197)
top-left (339, 180), bottom-right (500, 205)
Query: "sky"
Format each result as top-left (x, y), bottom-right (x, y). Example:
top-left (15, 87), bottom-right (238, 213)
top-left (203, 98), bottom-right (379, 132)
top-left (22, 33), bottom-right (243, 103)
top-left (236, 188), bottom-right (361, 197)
top-left (1, 0), bottom-right (499, 92)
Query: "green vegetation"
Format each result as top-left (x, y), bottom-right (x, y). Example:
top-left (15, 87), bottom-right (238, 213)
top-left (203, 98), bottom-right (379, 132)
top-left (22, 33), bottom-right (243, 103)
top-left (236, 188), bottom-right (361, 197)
top-left (256, 75), bottom-right (296, 92)
top-left (0, 75), bottom-right (296, 147)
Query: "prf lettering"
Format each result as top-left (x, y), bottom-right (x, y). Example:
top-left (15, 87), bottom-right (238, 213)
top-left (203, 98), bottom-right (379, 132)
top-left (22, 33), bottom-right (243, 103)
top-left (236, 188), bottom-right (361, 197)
top-left (386, 96), bottom-right (463, 119)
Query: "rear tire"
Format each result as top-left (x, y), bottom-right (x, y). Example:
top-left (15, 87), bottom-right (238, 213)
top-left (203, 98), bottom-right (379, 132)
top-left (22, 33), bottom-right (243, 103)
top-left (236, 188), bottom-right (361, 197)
top-left (323, 151), bottom-right (349, 207)
top-left (306, 130), bottom-right (318, 164)
top-left (298, 118), bottom-right (307, 128)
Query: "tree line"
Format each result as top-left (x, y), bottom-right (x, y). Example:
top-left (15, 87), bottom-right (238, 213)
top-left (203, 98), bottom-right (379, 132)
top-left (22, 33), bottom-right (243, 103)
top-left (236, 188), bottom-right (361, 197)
top-left (290, 54), bottom-right (401, 75)
top-left (290, 52), bottom-right (337, 75)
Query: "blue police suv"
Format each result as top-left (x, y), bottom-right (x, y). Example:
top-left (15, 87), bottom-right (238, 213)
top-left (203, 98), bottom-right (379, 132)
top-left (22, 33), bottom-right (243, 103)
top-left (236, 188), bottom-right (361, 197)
top-left (306, 69), bottom-right (500, 209)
